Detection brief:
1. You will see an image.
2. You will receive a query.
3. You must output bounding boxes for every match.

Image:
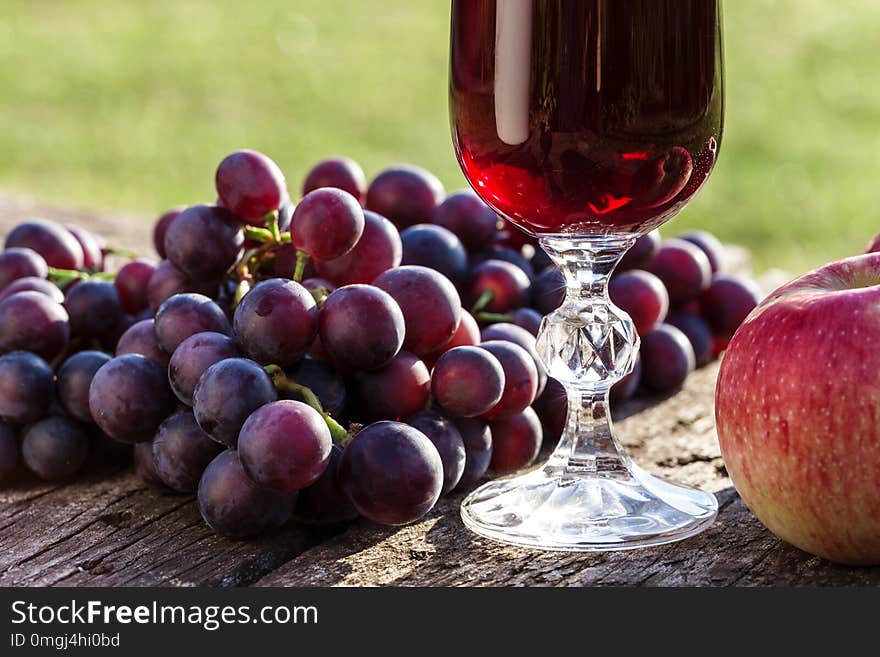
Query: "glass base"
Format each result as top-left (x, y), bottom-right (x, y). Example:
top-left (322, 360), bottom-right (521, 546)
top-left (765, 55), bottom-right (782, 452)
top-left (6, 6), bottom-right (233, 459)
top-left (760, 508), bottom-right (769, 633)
top-left (460, 462), bottom-right (718, 552)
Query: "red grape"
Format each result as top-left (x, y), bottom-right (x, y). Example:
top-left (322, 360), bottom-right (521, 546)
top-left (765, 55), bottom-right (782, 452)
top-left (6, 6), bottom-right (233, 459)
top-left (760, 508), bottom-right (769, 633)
top-left (21, 416), bottom-right (90, 481)
top-left (452, 417), bottom-right (492, 489)
top-left (478, 340), bottom-right (539, 420)
top-left (400, 224), bottom-right (468, 283)
top-left (146, 260), bottom-right (216, 311)
top-left (699, 275), bottom-right (761, 339)
top-left (610, 352), bottom-right (642, 403)
top-left (468, 259), bottom-right (530, 313)
top-left (432, 189), bottom-right (497, 252)
top-left (198, 450), bottom-right (297, 538)
top-left (424, 309), bottom-right (480, 366)
top-left (680, 230), bottom-right (725, 274)
top-left (192, 358), bottom-right (277, 447)
top-left (337, 420), bottom-right (443, 525)
top-left (619, 229), bottom-right (661, 271)
top-left (471, 245), bottom-right (535, 280)
top-left (366, 165), bottom-right (445, 230)
top-left (531, 376), bottom-right (567, 444)
top-left (57, 350), bottom-right (112, 423)
top-left (238, 400), bottom-right (332, 492)
top-left (0, 248), bottom-right (48, 291)
top-left (0, 276), bottom-right (63, 304)
top-left (164, 204), bottom-right (244, 281)
top-left (64, 279), bottom-right (124, 340)
top-left (609, 269), bottom-right (669, 335)
top-left (407, 410), bottom-right (466, 494)
top-left (314, 210), bottom-right (401, 286)
top-left (153, 207), bottom-right (184, 259)
top-left (510, 307), bottom-right (542, 336)
top-left (373, 265), bottom-right (462, 356)
top-left (292, 188), bottom-right (365, 261)
top-left (154, 293), bottom-right (231, 354)
top-left (531, 267), bottom-right (566, 315)
top-left (0, 422), bottom-right (18, 482)
top-left (168, 331), bottom-right (240, 406)
top-left (233, 279), bottom-right (318, 366)
top-left (0, 291), bottom-right (70, 361)
top-left (431, 346), bottom-right (504, 418)
top-left (285, 358), bottom-right (347, 419)
top-left (215, 149), bottom-right (287, 224)
top-left (667, 311), bottom-right (713, 367)
top-left (640, 324), bottom-right (696, 392)
top-left (5, 219), bottom-right (84, 269)
top-left (302, 156), bottom-right (367, 203)
top-left (480, 322), bottom-right (547, 396)
top-left (646, 238), bottom-right (712, 305)
top-left (294, 443), bottom-right (359, 525)
top-left (319, 284), bottom-right (404, 371)
top-left (67, 225), bottom-right (103, 271)
top-left (152, 410), bottom-right (223, 493)
top-left (489, 407), bottom-right (543, 473)
top-left (0, 351), bottom-right (54, 424)
top-left (89, 354), bottom-right (176, 443)
top-left (353, 351), bottom-right (430, 421)
top-left (115, 259), bottom-right (158, 314)
top-left (115, 318), bottom-right (169, 365)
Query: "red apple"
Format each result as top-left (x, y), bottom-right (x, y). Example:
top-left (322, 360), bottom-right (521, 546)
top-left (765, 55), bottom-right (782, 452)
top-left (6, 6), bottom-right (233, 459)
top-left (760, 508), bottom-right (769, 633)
top-left (715, 253), bottom-right (880, 565)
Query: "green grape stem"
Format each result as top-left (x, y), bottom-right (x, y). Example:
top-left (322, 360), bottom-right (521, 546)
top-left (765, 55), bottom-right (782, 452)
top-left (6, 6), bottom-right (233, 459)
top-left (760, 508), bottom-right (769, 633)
top-left (470, 289), bottom-right (495, 314)
top-left (263, 365), bottom-right (351, 443)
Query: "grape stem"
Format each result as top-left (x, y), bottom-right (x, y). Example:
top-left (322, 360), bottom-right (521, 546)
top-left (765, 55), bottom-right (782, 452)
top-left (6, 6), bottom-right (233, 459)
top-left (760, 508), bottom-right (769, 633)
top-left (293, 250), bottom-right (309, 283)
top-left (243, 226), bottom-right (274, 243)
top-left (47, 267), bottom-right (114, 287)
top-left (476, 311), bottom-right (514, 325)
top-left (263, 365), bottom-right (351, 443)
top-left (102, 244), bottom-right (139, 259)
top-left (264, 210), bottom-right (282, 243)
top-left (470, 289), bottom-right (495, 314)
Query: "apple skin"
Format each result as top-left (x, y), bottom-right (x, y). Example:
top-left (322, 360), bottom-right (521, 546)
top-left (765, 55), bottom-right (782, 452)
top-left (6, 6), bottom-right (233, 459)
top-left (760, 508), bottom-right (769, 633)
top-left (716, 253), bottom-right (880, 565)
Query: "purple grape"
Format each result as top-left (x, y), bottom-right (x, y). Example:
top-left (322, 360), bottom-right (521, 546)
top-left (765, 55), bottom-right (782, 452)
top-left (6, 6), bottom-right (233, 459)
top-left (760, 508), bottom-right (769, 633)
top-left (646, 238), bottom-right (712, 305)
top-left (609, 269), bottom-right (669, 335)
top-left (0, 291), bottom-right (70, 362)
top-left (0, 248), bottom-right (48, 291)
top-left (680, 230), bottom-right (725, 274)
top-left (432, 189), bottom-right (497, 253)
top-left (154, 293), bottom-right (231, 354)
top-left (610, 352), bottom-right (642, 403)
top-left (233, 279), bottom-right (318, 366)
top-left (164, 204), bottom-right (244, 281)
top-left (115, 259), bottom-right (158, 314)
top-left (302, 156), bottom-right (367, 204)
top-left (153, 207), bottom-right (183, 259)
top-left (531, 266), bottom-right (565, 315)
top-left (407, 410), bottom-right (466, 494)
top-left (67, 225), bottom-right (103, 271)
top-left (478, 340), bottom-right (539, 420)
top-left (452, 417), bottom-right (492, 489)
top-left (198, 450), bottom-right (297, 538)
top-left (353, 351), bottom-right (431, 421)
top-left (292, 188), bottom-right (365, 261)
top-left (471, 245), bottom-right (535, 280)
top-left (168, 332), bottom-right (240, 406)
top-left (319, 284), bottom-right (404, 371)
top-left (0, 422), bottom-right (18, 482)
top-left (5, 219), bottom-right (84, 269)
top-left (373, 265), bottom-right (462, 356)
top-left (21, 416), bottom-right (89, 481)
top-left (285, 357), bottom-right (347, 418)
top-left (0, 276), bottom-right (64, 304)
top-left (468, 259), bottom-right (531, 313)
top-left (238, 400), bottom-right (332, 492)
top-left (366, 165), bottom-right (445, 230)
top-left (489, 407), bottom-right (543, 473)
top-left (531, 376), bottom-right (567, 444)
top-left (0, 351), bottom-right (53, 424)
top-left (89, 354), bottom-right (176, 443)
top-left (431, 346), bottom-right (504, 418)
top-left (294, 443), bottom-right (359, 525)
top-left (215, 150), bottom-right (287, 224)
top-left (510, 307), bottom-right (543, 336)
top-left (192, 358), bottom-right (277, 447)
top-left (667, 311), bottom-right (713, 367)
top-left (699, 275), bottom-right (762, 339)
top-left (146, 260), bottom-right (217, 311)
top-left (57, 350), bottom-right (112, 423)
top-left (639, 324), bottom-right (696, 392)
top-left (480, 322), bottom-right (547, 396)
top-left (619, 229), bottom-right (661, 271)
top-left (400, 224), bottom-right (468, 283)
top-left (134, 440), bottom-right (167, 489)
top-left (314, 210), bottom-right (402, 286)
top-left (337, 421), bottom-right (443, 525)
top-left (64, 279), bottom-right (124, 340)
top-left (152, 410), bottom-right (224, 493)
top-left (115, 318), bottom-right (169, 365)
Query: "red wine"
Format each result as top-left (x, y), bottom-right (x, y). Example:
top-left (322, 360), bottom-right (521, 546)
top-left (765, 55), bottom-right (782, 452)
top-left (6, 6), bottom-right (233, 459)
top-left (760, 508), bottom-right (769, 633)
top-left (450, 0), bottom-right (724, 236)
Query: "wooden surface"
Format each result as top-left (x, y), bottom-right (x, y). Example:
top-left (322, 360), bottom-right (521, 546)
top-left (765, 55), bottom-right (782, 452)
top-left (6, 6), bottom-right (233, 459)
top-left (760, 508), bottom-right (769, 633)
top-left (0, 191), bottom-right (878, 588)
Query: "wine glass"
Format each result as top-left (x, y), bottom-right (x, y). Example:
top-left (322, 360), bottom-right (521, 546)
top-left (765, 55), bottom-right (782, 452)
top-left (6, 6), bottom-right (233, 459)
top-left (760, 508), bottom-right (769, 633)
top-left (450, 0), bottom-right (724, 551)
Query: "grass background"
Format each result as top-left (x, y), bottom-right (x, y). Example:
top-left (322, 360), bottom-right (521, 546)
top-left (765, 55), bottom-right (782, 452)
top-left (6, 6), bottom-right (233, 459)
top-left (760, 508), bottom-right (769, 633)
top-left (0, 0), bottom-right (877, 274)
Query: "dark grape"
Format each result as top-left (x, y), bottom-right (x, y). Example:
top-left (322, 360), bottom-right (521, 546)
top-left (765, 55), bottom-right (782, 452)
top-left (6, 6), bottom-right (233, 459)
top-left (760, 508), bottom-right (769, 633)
top-left (480, 322), bottom-right (547, 396)
top-left (471, 245), bottom-right (535, 280)
top-left (510, 307), bottom-right (543, 336)
top-left (667, 311), bottom-right (713, 367)
top-left (67, 225), bottom-right (103, 271)
top-left (400, 224), bottom-right (468, 283)
top-left (294, 443), bottom-right (359, 525)
top-left (0, 351), bottom-right (53, 424)
top-left (192, 358), bottom-right (277, 447)
top-left (21, 416), bottom-right (90, 481)
top-left (619, 229), bottom-right (661, 271)
top-left (432, 189), bottom-right (497, 252)
top-left (423, 309), bottom-right (480, 366)
top-left (373, 265), bottom-right (462, 356)
top-left (319, 284), bottom-right (404, 371)
top-left (153, 207), bottom-right (183, 259)
top-left (233, 279), bottom-right (318, 366)
top-left (198, 450), bottom-right (297, 538)
top-left (0, 276), bottom-right (64, 304)
top-left (468, 259), bottom-right (530, 313)
top-left (609, 269), bottom-right (669, 335)
top-left (431, 346), bottom-right (504, 418)
top-left (5, 219), bottom-right (84, 269)
top-left (115, 259), bottom-right (158, 314)
top-left (152, 410), bottom-right (224, 493)
top-left (168, 331), bottom-right (240, 406)
top-left (292, 188), bottom-right (365, 261)
top-left (0, 422), bottom-right (18, 482)
top-left (611, 353), bottom-right (642, 403)
top-left (530, 247), bottom-right (553, 272)
top-left (353, 351), bottom-right (430, 421)
top-left (365, 165), bottom-right (445, 230)
top-left (277, 193), bottom-right (294, 232)
top-left (531, 266), bottom-right (565, 315)
top-left (164, 204), bottom-right (244, 281)
top-left (0, 247), bottom-right (48, 291)
top-left (532, 376), bottom-right (567, 444)
top-left (154, 293), bottom-right (231, 354)
top-left (639, 324), bottom-right (696, 392)
top-left (115, 318), bottom-right (169, 365)
top-left (134, 440), bottom-right (168, 489)
top-left (646, 238), bottom-right (712, 305)
top-left (489, 407), bottom-right (542, 473)
top-left (146, 260), bottom-right (216, 311)
top-left (89, 354), bottom-right (176, 443)
top-left (699, 275), bottom-right (762, 339)
top-left (680, 230), bottom-right (725, 274)
top-left (215, 149), bottom-right (287, 224)
top-left (238, 400), bottom-right (332, 492)
top-left (285, 357), bottom-right (347, 418)
top-left (337, 421), bottom-right (443, 525)
top-left (452, 417), bottom-right (492, 489)
top-left (496, 219), bottom-right (538, 250)
top-left (478, 340), bottom-right (539, 420)
top-left (57, 350), bottom-right (112, 423)
top-left (407, 410), bottom-right (466, 494)
top-left (303, 156), bottom-right (367, 203)
top-left (64, 279), bottom-right (124, 340)
top-left (314, 210), bottom-right (401, 286)
top-left (0, 291), bottom-right (70, 361)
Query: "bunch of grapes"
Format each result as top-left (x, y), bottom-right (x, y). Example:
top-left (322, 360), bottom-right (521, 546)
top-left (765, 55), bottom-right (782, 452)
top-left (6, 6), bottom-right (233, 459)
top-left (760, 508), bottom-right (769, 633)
top-left (0, 149), bottom-right (760, 538)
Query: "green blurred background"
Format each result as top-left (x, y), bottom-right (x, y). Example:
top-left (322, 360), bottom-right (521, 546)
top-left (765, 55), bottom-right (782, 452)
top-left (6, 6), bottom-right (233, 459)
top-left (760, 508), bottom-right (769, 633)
top-left (0, 0), bottom-right (877, 274)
